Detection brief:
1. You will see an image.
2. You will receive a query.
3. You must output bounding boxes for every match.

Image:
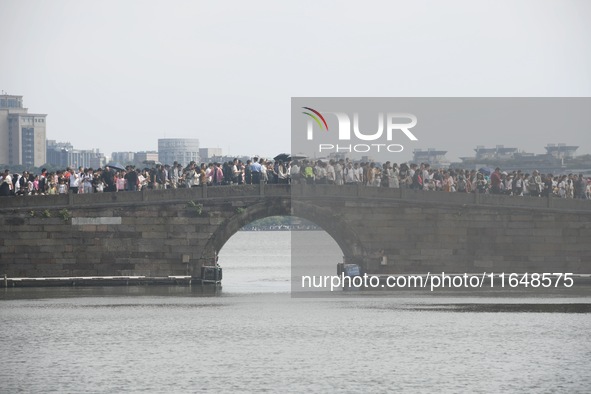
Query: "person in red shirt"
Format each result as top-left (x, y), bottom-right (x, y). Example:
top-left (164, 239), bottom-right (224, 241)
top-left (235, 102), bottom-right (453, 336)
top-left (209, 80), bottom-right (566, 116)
top-left (490, 167), bottom-right (502, 194)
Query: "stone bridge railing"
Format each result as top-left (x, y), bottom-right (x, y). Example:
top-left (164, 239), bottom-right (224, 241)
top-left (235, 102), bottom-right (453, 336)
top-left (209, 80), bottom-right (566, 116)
top-left (1, 184), bottom-right (590, 213)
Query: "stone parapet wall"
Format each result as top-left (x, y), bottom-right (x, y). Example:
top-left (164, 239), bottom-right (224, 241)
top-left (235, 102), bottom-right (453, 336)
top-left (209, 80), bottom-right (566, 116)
top-left (321, 198), bottom-right (591, 275)
top-left (1, 185), bottom-right (590, 279)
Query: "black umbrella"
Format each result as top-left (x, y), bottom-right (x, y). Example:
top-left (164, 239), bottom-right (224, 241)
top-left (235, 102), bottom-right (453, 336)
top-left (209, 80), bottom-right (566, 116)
top-left (273, 153), bottom-right (291, 162)
top-left (106, 162), bottom-right (126, 171)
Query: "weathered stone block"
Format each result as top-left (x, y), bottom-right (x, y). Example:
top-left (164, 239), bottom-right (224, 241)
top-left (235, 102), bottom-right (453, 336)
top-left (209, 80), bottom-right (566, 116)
top-left (141, 231), bottom-right (169, 239)
top-left (421, 248), bottom-right (453, 256)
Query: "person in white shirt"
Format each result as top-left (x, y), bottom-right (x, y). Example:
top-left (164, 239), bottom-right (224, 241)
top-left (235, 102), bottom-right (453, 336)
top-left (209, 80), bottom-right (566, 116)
top-left (82, 169), bottom-right (94, 194)
top-left (504, 174), bottom-right (513, 195)
top-left (390, 164), bottom-right (400, 188)
top-left (514, 174), bottom-right (524, 196)
top-left (13, 173), bottom-right (21, 195)
top-left (232, 159), bottom-right (241, 184)
top-left (326, 160), bottom-right (336, 184)
top-left (422, 164), bottom-right (430, 191)
top-left (334, 160), bottom-right (344, 185)
top-left (344, 162), bottom-right (355, 184)
top-left (0, 170), bottom-right (13, 196)
top-left (277, 161), bottom-right (288, 184)
top-left (260, 160), bottom-right (268, 183)
top-left (557, 175), bottom-right (567, 198)
top-left (353, 163), bottom-right (363, 184)
top-left (290, 162), bottom-right (300, 184)
top-left (69, 168), bottom-right (80, 194)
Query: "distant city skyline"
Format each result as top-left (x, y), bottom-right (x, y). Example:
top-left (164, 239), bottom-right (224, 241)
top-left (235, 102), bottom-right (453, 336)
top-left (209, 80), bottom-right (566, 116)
top-left (52, 137), bottom-right (591, 166)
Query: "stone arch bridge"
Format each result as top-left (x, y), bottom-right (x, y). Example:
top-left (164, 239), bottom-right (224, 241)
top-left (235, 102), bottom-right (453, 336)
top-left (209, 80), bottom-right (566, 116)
top-left (1, 184), bottom-right (590, 279)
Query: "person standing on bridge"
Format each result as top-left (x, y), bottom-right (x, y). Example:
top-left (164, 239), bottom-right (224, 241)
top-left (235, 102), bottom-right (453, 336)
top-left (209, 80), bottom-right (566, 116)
top-left (211, 163), bottom-right (223, 186)
top-left (198, 163), bottom-right (207, 186)
top-left (302, 160), bottom-right (315, 184)
top-left (334, 159), bottom-right (344, 186)
top-left (244, 160), bottom-right (252, 184)
top-left (326, 160), bottom-right (336, 185)
top-left (442, 172), bottom-right (454, 192)
top-left (289, 161), bottom-right (300, 184)
top-left (541, 174), bottom-right (553, 197)
top-left (575, 173), bottom-right (587, 199)
top-left (343, 162), bottom-right (354, 185)
top-left (0, 169), bottom-right (13, 196)
top-left (232, 159), bottom-right (242, 185)
top-left (81, 168), bottom-right (94, 194)
top-left (125, 167), bottom-right (139, 192)
top-left (69, 168), bottom-right (80, 194)
top-left (390, 163), bottom-right (400, 188)
top-left (184, 163), bottom-right (196, 188)
top-left (411, 166), bottom-right (423, 190)
top-left (490, 167), bottom-right (502, 194)
top-left (528, 170), bottom-right (542, 197)
top-left (353, 162), bottom-right (363, 184)
top-left (102, 166), bottom-right (116, 192)
top-left (381, 163), bottom-right (390, 187)
top-left (250, 157), bottom-right (262, 184)
top-left (170, 161), bottom-right (180, 188)
top-left (315, 160), bottom-right (327, 184)
top-left (223, 161), bottom-right (233, 185)
top-left (277, 161), bottom-right (288, 184)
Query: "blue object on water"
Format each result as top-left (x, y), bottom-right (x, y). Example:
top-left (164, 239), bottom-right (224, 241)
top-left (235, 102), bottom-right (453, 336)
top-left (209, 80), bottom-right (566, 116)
top-left (343, 264), bottom-right (361, 277)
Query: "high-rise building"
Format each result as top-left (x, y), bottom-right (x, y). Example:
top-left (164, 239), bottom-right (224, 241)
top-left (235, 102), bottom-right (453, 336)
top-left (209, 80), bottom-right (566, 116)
top-left (111, 152), bottom-right (136, 165)
top-left (46, 141), bottom-right (73, 168)
top-left (199, 148), bottom-right (222, 162)
top-left (0, 94), bottom-right (47, 166)
top-left (46, 140), bottom-right (106, 169)
top-left (134, 151), bottom-right (159, 167)
top-left (158, 138), bottom-right (200, 166)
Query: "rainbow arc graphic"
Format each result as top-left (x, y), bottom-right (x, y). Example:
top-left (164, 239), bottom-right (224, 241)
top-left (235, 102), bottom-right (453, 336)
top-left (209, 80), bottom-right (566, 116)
top-left (302, 107), bottom-right (328, 131)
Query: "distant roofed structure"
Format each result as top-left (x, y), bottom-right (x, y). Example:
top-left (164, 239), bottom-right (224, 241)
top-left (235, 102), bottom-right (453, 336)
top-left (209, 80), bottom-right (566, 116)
top-left (474, 145), bottom-right (518, 160)
top-left (413, 148), bottom-right (450, 167)
top-left (455, 143), bottom-right (588, 173)
top-left (545, 143), bottom-right (578, 159)
top-left (459, 145), bottom-right (519, 165)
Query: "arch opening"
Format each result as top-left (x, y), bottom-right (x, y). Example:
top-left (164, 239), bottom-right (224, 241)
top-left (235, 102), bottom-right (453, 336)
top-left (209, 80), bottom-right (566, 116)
top-left (217, 215), bottom-right (343, 293)
top-left (197, 198), bottom-right (364, 291)
top-left (198, 199), bottom-right (363, 266)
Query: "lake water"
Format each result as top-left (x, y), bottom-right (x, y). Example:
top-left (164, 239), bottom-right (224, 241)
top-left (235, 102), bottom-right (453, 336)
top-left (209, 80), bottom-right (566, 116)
top-left (1, 231), bottom-right (590, 393)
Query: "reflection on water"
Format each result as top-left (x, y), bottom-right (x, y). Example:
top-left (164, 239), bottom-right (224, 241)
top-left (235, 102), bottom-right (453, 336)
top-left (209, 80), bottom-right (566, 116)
top-left (1, 231), bottom-right (590, 393)
top-left (1, 284), bottom-right (223, 300)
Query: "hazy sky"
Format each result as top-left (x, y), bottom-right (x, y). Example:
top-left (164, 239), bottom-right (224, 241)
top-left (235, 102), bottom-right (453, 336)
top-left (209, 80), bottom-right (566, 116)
top-left (1, 0), bottom-right (589, 162)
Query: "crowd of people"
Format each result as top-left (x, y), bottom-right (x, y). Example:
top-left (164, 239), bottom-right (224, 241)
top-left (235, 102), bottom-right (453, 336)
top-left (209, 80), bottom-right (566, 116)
top-left (1, 157), bottom-right (590, 200)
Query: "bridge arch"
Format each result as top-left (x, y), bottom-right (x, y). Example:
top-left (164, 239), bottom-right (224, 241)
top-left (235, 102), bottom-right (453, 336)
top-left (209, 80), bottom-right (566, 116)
top-left (196, 197), bottom-right (364, 271)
